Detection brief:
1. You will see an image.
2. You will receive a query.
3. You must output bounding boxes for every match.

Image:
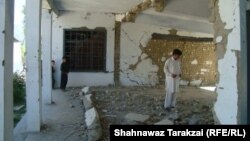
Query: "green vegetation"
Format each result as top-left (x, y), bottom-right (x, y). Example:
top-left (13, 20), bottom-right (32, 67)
top-left (13, 72), bottom-right (26, 126)
top-left (13, 72), bottom-right (25, 103)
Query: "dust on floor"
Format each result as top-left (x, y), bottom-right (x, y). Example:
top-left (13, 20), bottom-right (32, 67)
top-left (89, 86), bottom-right (216, 141)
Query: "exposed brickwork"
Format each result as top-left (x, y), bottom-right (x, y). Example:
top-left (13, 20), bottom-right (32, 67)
top-left (122, 0), bottom-right (166, 22)
top-left (145, 37), bottom-right (217, 85)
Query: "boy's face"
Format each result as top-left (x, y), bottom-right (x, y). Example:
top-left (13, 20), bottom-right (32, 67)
top-left (173, 54), bottom-right (180, 60)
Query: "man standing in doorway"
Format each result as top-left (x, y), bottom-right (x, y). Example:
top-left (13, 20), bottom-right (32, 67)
top-left (164, 49), bottom-right (182, 111)
top-left (51, 60), bottom-right (56, 89)
top-left (60, 56), bottom-right (69, 91)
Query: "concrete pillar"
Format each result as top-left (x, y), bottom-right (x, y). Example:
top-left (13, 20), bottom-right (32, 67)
top-left (26, 0), bottom-right (42, 131)
top-left (42, 9), bottom-right (52, 104)
top-left (114, 22), bottom-right (121, 86)
top-left (238, 0), bottom-right (247, 124)
top-left (0, 0), bottom-right (14, 140)
top-left (213, 0), bottom-right (247, 124)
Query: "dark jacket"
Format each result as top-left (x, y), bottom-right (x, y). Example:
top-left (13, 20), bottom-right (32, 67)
top-left (60, 62), bottom-right (69, 74)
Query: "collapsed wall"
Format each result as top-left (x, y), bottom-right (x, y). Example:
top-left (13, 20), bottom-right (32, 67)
top-left (119, 23), bottom-right (216, 86)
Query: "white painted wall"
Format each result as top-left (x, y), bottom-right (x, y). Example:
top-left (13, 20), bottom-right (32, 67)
top-left (120, 22), bottom-right (213, 86)
top-left (51, 12), bottom-right (115, 87)
top-left (214, 0), bottom-right (244, 124)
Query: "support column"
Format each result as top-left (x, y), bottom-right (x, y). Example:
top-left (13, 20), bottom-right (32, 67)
top-left (26, 0), bottom-right (42, 131)
top-left (239, 0), bottom-right (248, 124)
top-left (114, 21), bottom-right (121, 86)
top-left (213, 0), bottom-right (247, 124)
top-left (42, 9), bottom-right (52, 104)
top-left (0, 0), bottom-right (14, 140)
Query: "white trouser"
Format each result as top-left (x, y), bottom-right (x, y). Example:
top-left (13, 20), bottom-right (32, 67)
top-left (164, 76), bottom-right (179, 108)
top-left (164, 91), bottom-right (177, 108)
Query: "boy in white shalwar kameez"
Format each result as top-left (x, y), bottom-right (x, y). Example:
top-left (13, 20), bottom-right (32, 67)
top-left (163, 49), bottom-right (182, 111)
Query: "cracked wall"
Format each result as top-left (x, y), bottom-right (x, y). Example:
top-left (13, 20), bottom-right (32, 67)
top-left (122, 0), bottom-right (166, 22)
top-left (211, 0), bottom-right (246, 124)
top-left (120, 22), bottom-right (215, 86)
top-left (145, 36), bottom-right (216, 85)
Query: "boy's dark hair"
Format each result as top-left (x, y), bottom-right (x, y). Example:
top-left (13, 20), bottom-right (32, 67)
top-left (51, 60), bottom-right (55, 63)
top-left (173, 49), bottom-right (182, 56)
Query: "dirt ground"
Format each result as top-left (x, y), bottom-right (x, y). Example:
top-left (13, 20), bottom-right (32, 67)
top-left (89, 85), bottom-right (217, 141)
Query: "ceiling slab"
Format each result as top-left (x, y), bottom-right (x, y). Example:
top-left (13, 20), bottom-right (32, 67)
top-left (53, 0), bottom-right (144, 13)
top-left (42, 0), bottom-right (212, 34)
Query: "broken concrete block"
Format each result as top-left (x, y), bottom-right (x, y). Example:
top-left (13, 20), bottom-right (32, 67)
top-left (188, 115), bottom-right (201, 125)
top-left (83, 94), bottom-right (93, 110)
top-left (140, 0), bottom-right (152, 10)
top-left (85, 108), bottom-right (102, 141)
top-left (190, 80), bottom-right (202, 86)
top-left (85, 108), bottom-right (99, 127)
top-left (82, 86), bottom-right (89, 94)
top-left (179, 80), bottom-right (189, 86)
top-left (122, 0), bottom-right (153, 22)
top-left (154, 118), bottom-right (173, 125)
top-left (152, 0), bottom-right (166, 12)
top-left (167, 112), bottom-right (179, 120)
top-left (125, 113), bottom-right (150, 123)
top-left (79, 91), bottom-right (83, 96)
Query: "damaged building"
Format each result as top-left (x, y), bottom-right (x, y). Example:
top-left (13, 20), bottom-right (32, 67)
top-left (0, 0), bottom-right (249, 140)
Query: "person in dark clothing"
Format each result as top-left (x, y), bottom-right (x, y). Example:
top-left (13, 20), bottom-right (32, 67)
top-left (51, 60), bottom-right (56, 89)
top-left (60, 57), bottom-right (69, 91)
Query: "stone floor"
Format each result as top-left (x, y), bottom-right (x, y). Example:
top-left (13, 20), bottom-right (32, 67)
top-left (14, 89), bottom-right (87, 141)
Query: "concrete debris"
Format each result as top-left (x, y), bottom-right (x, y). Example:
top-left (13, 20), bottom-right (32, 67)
top-left (105, 115), bottom-right (117, 118)
top-left (152, 0), bottom-right (166, 12)
top-left (125, 113), bottom-right (150, 123)
top-left (82, 86), bottom-right (90, 94)
top-left (188, 115), bottom-right (201, 125)
top-left (154, 118), bottom-right (173, 125)
top-left (122, 0), bottom-right (166, 22)
top-left (83, 94), bottom-right (93, 110)
top-left (85, 108), bottom-right (102, 141)
top-left (102, 109), bottom-right (108, 113)
top-left (190, 80), bottom-right (202, 86)
top-left (81, 86), bottom-right (215, 139)
top-left (167, 112), bottom-right (179, 120)
top-left (180, 80), bottom-right (189, 86)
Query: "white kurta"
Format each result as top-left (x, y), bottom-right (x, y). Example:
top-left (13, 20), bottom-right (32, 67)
top-left (163, 57), bottom-right (181, 108)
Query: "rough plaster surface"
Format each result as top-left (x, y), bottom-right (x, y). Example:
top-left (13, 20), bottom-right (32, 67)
top-left (120, 22), bottom-right (215, 86)
top-left (146, 39), bottom-right (216, 85)
top-left (120, 23), bottom-right (168, 85)
top-left (122, 0), bottom-right (166, 22)
top-left (213, 0), bottom-right (242, 124)
top-left (50, 12), bottom-right (115, 86)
